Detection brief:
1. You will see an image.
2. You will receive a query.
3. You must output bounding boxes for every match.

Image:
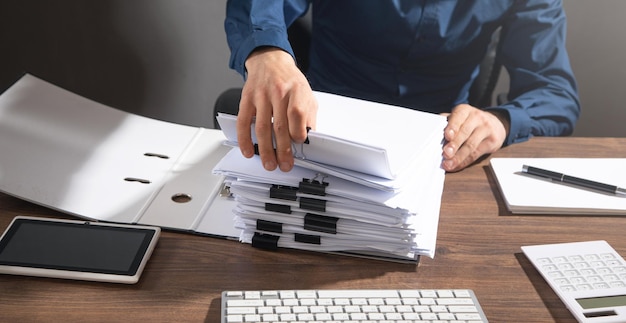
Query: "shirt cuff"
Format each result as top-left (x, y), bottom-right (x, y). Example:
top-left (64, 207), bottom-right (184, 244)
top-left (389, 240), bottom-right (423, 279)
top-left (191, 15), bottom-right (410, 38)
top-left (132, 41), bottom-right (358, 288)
top-left (501, 107), bottom-right (532, 145)
top-left (229, 28), bottom-right (295, 78)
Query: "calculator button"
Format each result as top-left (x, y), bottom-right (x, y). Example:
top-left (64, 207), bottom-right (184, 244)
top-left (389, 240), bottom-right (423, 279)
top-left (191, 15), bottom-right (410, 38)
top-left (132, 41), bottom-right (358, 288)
top-left (558, 263), bottom-right (574, 270)
top-left (554, 278), bottom-right (570, 285)
top-left (593, 283), bottom-right (610, 289)
top-left (561, 285), bottom-right (577, 292)
top-left (569, 255), bottom-right (584, 262)
top-left (591, 261), bottom-right (606, 268)
top-left (574, 262), bottom-right (590, 269)
top-left (587, 275), bottom-right (603, 283)
top-left (597, 267), bottom-right (612, 275)
top-left (537, 257), bottom-right (552, 264)
top-left (576, 284), bottom-right (593, 291)
top-left (570, 277), bottom-right (586, 284)
top-left (610, 281), bottom-right (626, 288)
top-left (580, 268), bottom-right (596, 276)
top-left (548, 271), bottom-right (565, 278)
top-left (543, 264), bottom-right (558, 271)
top-left (613, 266), bottom-right (626, 273)
top-left (601, 253), bottom-right (617, 260)
top-left (553, 256), bottom-right (568, 263)
top-left (585, 254), bottom-right (601, 261)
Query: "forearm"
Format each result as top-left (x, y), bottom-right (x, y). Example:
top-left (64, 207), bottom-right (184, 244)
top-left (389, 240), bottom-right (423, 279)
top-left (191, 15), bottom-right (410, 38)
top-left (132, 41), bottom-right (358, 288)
top-left (497, 0), bottom-right (580, 145)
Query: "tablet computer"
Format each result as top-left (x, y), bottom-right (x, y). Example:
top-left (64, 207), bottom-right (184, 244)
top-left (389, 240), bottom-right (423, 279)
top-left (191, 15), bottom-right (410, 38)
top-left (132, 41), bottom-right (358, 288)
top-left (0, 216), bottom-right (160, 284)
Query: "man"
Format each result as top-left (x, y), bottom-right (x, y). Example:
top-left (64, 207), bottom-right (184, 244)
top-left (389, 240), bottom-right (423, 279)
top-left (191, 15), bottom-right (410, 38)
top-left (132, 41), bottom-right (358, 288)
top-left (224, 0), bottom-right (580, 173)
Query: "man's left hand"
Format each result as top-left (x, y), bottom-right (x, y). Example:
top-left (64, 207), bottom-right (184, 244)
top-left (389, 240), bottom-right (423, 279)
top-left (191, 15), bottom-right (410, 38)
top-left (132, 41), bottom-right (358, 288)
top-left (441, 104), bottom-right (509, 172)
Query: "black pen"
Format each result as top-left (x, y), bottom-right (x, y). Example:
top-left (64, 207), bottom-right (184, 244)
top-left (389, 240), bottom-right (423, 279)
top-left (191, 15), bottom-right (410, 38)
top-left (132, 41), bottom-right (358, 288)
top-left (522, 165), bottom-right (626, 197)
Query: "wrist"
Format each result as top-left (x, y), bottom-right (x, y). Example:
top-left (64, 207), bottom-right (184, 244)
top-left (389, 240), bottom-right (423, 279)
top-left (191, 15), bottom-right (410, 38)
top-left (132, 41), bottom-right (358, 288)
top-left (245, 47), bottom-right (295, 72)
top-left (486, 109), bottom-right (510, 144)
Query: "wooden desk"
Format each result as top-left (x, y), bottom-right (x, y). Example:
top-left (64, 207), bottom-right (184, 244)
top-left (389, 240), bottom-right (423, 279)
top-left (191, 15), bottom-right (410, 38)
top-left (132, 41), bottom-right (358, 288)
top-left (1, 137), bottom-right (625, 322)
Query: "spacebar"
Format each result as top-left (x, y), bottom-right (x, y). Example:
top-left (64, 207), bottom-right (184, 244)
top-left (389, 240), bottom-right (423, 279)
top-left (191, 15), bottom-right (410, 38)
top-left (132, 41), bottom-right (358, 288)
top-left (316, 290), bottom-right (400, 298)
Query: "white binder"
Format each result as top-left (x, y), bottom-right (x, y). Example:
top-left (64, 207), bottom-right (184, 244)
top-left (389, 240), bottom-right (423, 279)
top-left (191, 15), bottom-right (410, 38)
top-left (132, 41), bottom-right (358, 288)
top-left (0, 74), bottom-right (240, 239)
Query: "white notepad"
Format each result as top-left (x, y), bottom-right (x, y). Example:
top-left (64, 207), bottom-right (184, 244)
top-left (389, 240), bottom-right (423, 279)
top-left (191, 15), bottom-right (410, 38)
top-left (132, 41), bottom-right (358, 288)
top-left (490, 158), bottom-right (626, 215)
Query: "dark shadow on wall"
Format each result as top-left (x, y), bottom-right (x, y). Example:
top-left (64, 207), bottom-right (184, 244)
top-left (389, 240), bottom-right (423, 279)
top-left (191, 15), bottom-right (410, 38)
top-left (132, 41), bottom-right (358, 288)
top-left (0, 0), bottom-right (146, 116)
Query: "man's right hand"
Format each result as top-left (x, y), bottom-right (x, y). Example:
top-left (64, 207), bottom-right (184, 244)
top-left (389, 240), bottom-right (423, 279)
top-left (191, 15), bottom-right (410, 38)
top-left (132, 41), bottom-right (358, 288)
top-left (237, 47), bottom-right (318, 172)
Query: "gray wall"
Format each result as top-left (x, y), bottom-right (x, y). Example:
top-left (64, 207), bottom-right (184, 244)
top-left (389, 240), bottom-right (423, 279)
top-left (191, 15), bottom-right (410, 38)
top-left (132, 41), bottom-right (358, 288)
top-left (564, 0), bottom-right (626, 137)
top-left (1, 1), bottom-right (624, 135)
top-left (0, 0), bottom-right (243, 129)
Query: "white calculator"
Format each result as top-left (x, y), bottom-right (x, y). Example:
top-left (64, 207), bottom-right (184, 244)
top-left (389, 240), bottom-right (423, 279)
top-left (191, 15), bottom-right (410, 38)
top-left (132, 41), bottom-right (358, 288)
top-left (522, 241), bottom-right (626, 323)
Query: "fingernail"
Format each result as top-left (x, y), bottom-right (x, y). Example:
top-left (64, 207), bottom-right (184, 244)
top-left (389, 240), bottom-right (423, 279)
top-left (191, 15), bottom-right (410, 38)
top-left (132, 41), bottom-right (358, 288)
top-left (264, 160), bottom-right (277, 170)
top-left (242, 148), bottom-right (253, 158)
top-left (279, 162), bottom-right (292, 172)
top-left (443, 159), bottom-right (454, 169)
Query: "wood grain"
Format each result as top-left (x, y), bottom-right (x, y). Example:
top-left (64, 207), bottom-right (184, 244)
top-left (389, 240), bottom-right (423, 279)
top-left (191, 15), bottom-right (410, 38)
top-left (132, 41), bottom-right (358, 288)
top-left (1, 137), bottom-right (625, 322)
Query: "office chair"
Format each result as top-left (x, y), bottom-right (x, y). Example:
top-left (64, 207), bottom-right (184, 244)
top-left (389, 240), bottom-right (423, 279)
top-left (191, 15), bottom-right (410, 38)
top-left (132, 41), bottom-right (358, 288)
top-left (214, 20), bottom-right (503, 128)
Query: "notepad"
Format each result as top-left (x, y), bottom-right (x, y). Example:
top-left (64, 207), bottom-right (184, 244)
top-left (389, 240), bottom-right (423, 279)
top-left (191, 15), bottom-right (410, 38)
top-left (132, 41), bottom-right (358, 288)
top-left (490, 158), bottom-right (626, 215)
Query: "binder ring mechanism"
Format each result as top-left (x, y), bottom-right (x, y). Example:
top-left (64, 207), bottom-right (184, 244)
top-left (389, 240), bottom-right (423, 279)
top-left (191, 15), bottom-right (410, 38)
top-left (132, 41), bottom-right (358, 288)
top-left (124, 151), bottom-right (193, 203)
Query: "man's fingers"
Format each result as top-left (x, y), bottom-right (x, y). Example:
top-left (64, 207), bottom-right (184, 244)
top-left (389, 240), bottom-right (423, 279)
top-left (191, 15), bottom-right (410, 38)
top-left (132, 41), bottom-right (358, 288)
top-left (271, 94), bottom-right (295, 172)
top-left (236, 93), bottom-right (256, 159)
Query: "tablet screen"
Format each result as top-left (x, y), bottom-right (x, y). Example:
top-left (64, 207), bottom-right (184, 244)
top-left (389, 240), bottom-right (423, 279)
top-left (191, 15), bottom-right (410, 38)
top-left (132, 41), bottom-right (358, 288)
top-left (0, 217), bottom-right (159, 277)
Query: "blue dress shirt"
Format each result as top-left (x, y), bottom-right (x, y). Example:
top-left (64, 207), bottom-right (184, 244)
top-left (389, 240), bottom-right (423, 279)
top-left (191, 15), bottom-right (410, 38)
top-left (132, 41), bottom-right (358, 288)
top-left (225, 0), bottom-right (580, 146)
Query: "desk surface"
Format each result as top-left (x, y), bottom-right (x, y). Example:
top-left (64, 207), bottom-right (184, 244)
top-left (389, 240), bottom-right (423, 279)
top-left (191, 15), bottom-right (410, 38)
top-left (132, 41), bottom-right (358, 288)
top-left (1, 137), bottom-right (625, 322)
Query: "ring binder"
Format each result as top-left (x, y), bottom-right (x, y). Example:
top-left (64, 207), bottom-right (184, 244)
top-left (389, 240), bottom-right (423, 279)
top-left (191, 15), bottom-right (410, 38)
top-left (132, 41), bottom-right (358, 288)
top-left (251, 233), bottom-right (280, 250)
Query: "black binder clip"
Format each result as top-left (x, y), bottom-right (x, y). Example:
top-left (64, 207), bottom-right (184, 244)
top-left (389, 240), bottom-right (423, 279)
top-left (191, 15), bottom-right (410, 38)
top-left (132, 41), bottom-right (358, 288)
top-left (269, 185), bottom-right (298, 201)
top-left (299, 175), bottom-right (328, 196)
top-left (251, 232), bottom-right (280, 250)
top-left (256, 219), bottom-right (283, 233)
top-left (294, 233), bottom-right (321, 245)
top-left (304, 126), bottom-right (311, 144)
top-left (299, 197), bottom-right (326, 212)
top-left (265, 203), bottom-right (292, 214)
top-left (253, 143), bottom-right (277, 156)
top-left (304, 214), bottom-right (338, 234)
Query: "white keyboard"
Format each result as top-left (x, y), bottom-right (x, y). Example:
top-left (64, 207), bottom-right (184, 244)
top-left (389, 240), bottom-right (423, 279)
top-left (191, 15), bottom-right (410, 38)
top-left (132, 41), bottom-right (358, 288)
top-left (221, 289), bottom-right (488, 322)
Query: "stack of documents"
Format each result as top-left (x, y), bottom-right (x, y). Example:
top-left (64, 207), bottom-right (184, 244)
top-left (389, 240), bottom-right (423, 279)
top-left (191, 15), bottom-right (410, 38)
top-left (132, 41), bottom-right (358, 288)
top-left (215, 92), bottom-right (448, 262)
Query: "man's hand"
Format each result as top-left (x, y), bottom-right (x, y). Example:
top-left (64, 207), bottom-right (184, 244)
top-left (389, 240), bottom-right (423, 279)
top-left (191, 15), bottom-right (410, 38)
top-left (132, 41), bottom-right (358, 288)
top-left (238, 47), bottom-right (318, 172)
top-left (441, 104), bottom-right (509, 172)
